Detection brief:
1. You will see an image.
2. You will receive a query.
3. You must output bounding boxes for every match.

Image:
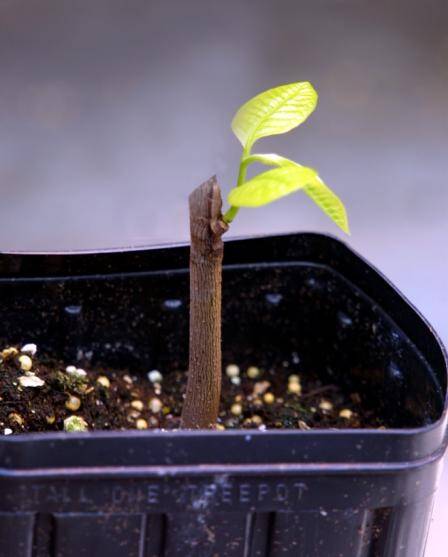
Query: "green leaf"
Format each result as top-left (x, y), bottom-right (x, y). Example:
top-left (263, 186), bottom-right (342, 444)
top-left (228, 165), bottom-right (315, 208)
top-left (231, 82), bottom-right (318, 151)
top-left (228, 153), bottom-right (350, 234)
top-left (302, 175), bottom-right (350, 234)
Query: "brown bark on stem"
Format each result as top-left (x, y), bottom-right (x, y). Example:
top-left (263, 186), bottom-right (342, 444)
top-left (181, 176), bottom-right (229, 429)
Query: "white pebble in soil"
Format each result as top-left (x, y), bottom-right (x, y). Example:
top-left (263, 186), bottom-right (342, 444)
top-left (319, 400), bottom-right (333, 413)
top-left (21, 343), bottom-right (37, 356)
top-left (1, 347), bottom-right (18, 359)
top-left (136, 418), bottom-right (148, 430)
top-left (66, 366), bottom-right (87, 378)
top-left (96, 376), bottom-right (110, 388)
top-left (65, 395), bottom-right (82, 412)
top-left (246, 366), bottom-right (260, 379)
top-left (3, 428), bottom-right (13, 435)
top-left (287, 381), bottom-right (302, 395)
top-left (263, 392), bottom-right (275, 405)
top-left (253, 381), bottom-right (271, 396)
top-left (18, 355), bottom-right (33, 372)
top-left (225, 364), bottom-right (240, 378)
top-left (18, 375), bottom-right (45, 388)
top-left (230, 403), bottom-right (243, 416)
top-left (148, 370), bottom-right (163, 383)
top-left (246, 415), bottom-right (263, 426)
top-left (339, 409), bottom-right (353, 420)
top-left (9, 412), bottom-right (24, 426)
top-left (131, 400), bottom-right (144, 412)
top-left (149, 398), bottom-right (162, 413)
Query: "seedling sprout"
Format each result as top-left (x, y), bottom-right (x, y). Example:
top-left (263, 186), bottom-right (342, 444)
top-left (181, 82), bottom-right (349, 428)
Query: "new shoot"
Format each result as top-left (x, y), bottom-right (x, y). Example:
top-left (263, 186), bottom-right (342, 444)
top-left (181, 82), bottom-right (349, 429)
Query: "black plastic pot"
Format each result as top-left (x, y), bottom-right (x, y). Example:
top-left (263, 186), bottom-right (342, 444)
top-left (0, 232), bottom-right (446, 557)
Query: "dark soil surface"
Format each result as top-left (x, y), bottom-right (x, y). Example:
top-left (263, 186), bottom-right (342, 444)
top-left (0, 344), bottom-right (386, 434)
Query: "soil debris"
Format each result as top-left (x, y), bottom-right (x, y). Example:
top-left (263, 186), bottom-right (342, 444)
top-left (0, 343), bottom-right (386, 434)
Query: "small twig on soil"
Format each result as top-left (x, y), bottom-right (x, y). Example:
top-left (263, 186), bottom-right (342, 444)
top-left (300, 384), bottom-right (339, 400)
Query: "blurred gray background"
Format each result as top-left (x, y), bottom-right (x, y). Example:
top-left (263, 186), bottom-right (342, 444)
top-left (0, 1), bottom-right (447, 554)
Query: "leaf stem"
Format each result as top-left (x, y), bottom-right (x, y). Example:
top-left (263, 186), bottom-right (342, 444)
top-left (223, 146), bottom-right (251, 223)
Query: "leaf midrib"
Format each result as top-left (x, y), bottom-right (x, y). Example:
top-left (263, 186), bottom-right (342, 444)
top-left (244, 85), bottom-right (303, 150)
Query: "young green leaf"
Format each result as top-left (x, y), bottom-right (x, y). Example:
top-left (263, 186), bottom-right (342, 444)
top-left (228, 164), bottom-right (315, 208)
top-left (231, 82), bottom-right (318, 152)
top-left (228, 153), bottom-right (350, 234)
top-left (302, 175), bottom-right (350, 234)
